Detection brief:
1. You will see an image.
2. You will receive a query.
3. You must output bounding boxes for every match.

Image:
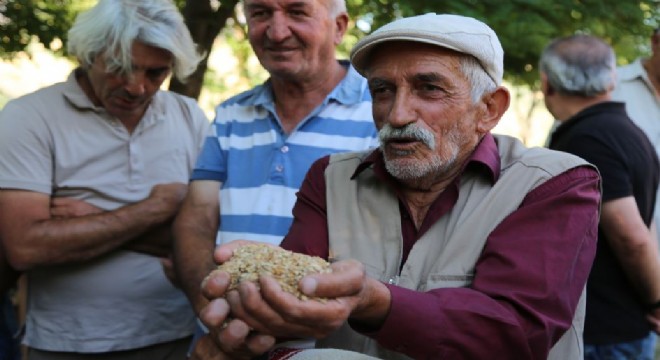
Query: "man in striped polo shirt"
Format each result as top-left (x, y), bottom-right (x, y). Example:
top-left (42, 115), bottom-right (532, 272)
top-left (172, 0), bottom-right (378, 356)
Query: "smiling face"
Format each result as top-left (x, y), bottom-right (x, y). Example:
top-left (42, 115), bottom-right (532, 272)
top-left (244, 0), bottom-right (346, 81)
top-left (82, 41), bottom-right (173, 125)
top-left (366, 42), bottom-right (491, 188)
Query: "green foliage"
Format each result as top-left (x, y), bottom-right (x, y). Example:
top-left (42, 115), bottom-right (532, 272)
top-left (0, 0), bottom-right (94, 58)
top-left (1, 0), bottom-right (657, 90)
top-left (221, 16), bottom-right (269, 88)
top-left (345, 0), bottom-right (659, 88)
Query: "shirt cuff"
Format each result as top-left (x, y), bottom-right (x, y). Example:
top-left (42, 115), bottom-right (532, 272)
top-left (349, 283), bottom-right (423, 355)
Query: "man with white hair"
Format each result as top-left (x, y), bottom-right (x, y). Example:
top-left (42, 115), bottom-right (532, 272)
top-left (0, 0), bottom-right (208, 358)
top-left (197, 13), bottom-right (601, 360)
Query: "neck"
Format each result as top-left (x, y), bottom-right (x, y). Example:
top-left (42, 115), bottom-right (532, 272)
top-left (553, 93), bottom-right (611, 122)
top-left (271, 61), bottom-right (347, 133)
top-left (398, 164), bottom-right (464, 229)
top-left (75, 68), bottom-right (101, 107)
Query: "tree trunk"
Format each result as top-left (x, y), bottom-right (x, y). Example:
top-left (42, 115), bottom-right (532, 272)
top-left (169, 0), bottom-right (240, 99)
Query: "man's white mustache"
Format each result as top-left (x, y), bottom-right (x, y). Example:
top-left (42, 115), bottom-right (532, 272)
top-left (378, 123), bottom-right (436, 150)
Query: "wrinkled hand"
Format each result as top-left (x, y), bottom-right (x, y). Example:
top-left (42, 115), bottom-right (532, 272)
top-left (50, 197), bottom-right (104, 218)
top-left (226, 260), bottom-right (369, 339)
top-left (198, 264), bottom-right (276, 359)
top-left (647, 308), bottom-right (660, 334)
top-left (203, 240), bottom-right (375, 340)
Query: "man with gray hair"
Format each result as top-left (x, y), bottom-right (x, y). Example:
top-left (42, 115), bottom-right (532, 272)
top-left (0, 0), bottom-right (208, 358)
top-left (542, 34), bottom-right (660, 360)
top-left (194, 13), bottom-right (601, 359)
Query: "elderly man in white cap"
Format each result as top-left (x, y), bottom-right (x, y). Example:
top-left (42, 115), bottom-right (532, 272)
top-left (194, 13), bottom-right (601, 360)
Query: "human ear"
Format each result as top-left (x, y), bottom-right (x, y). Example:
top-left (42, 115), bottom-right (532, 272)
top-left (476, 86), bottom-right (510, 134)
top-left (540, 73), bottom-right (554, 96)
top-left (333, 13), bottom-right (349, 45)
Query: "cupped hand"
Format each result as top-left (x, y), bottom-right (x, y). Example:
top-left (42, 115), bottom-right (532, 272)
top-left (225, 259), bottom-right (382, 339)
top-left (197, 295), bottom-right (275, 359)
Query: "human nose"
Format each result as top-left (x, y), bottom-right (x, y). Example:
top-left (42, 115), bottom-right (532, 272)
top-left (266, 12), bottom-right (291, 42)
top-left (124, 72), bottom-right (146, 96)
top-left (386, 90), bottom-right (417, 128)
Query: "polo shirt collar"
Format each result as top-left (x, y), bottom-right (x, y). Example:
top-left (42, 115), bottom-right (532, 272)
top-left (617, 58), bottom-right (646, 82)
top-left (62, 69), bottom-right (99, 111)
top-left (554, 102), bottom-right (625, 135)
top-left (327, 61), bottom-right (369, 106)
top-left (243, 60), bottom-right (367, 108)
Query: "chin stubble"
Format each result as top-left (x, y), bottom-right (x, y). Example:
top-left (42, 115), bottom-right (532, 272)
top-left (378, 123), bottom-right (461, 181)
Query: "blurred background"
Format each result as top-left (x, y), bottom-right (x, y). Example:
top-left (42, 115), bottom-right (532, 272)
top-left (1, 0), bottom-right (658, 146)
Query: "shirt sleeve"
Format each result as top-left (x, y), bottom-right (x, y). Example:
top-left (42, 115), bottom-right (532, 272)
top-left (368, 166), bottom-right (600, 359)
top-left (0, 100), bottom-right (53, 193)
top-left (562, 133), bottom-right (631, 202)
top-left (189, 100), bottom-right (213, 154)
top-left (190, 121), bottom-right (227, 182)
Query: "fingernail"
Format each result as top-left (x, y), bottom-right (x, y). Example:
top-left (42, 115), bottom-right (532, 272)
top-left (228, 321), bottom-right (249, 337)
top-left (300, 277), bottom-right (317, 295)
top-left (259, 335), bottom-right (276, 347)
top-left (212, 273), bottom-right (228, 287)
top-left (200, 275), bottom-right (210, 290)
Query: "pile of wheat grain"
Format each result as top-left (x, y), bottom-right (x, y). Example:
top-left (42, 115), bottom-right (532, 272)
top-left (216, 244), bottom-right (331, 301)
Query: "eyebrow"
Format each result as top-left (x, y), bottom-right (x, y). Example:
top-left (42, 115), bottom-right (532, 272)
top-left (367, 72), bottom-right (452, 87)
top-left (367, 78), bottom-right (392, 88)
top-left (414, 72), bottom-right (447, 83)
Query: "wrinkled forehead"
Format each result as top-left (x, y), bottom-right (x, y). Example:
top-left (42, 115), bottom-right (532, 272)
top-left (365, 41), bottom-right (464, 74)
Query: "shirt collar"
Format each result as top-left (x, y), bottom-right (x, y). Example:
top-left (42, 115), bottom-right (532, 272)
top-left (617, 58), bottom-right (647, 82)
top-left (352, 132), bottom-right (501, 185)
top-left (553, 101), bottom-right (625, 136)
top-left (62, 69), bottom-right (100, 111)
top-left (242, 60), bottom-right (367, 107)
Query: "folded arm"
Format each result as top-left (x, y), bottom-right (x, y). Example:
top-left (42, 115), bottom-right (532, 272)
top-left (0, 183), bottom-right (186, 271)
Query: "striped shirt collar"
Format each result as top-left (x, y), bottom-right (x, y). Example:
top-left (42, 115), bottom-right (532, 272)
top-left (244, 60), bottom-right (368, 108)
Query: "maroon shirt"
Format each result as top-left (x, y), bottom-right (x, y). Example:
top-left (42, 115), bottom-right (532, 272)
top-left (282, 133), bottom-right (600, 359)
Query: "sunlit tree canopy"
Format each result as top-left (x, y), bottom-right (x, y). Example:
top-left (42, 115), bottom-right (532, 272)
top-left (1, 0), bottom-right (658, 97)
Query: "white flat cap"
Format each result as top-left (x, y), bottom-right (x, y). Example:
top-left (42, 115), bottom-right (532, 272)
top-left (350, 13), bottom-right (504, 85)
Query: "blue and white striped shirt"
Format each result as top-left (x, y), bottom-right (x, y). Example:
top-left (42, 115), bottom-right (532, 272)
top-left (191, 63), bottom-right (379, 245)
